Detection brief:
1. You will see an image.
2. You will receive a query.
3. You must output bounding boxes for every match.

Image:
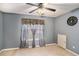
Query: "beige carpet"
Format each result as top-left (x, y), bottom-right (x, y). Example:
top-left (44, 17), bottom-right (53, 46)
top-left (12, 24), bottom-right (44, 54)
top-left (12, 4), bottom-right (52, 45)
top-left (0, 45), bottom-right (74, 56)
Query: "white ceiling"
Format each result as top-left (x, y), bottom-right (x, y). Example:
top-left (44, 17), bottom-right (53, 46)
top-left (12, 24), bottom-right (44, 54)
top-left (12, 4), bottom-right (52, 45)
top-left (0, 3), bottom-right (79, 17)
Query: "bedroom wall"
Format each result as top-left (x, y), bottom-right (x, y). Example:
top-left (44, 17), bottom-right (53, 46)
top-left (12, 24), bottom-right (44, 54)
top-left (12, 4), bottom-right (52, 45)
top-left (0, 12), bottom-right (3, 50)
top-left (54, 9), bottom-right (79, 54)
top-left (3, 13), bottom-right (55, 49)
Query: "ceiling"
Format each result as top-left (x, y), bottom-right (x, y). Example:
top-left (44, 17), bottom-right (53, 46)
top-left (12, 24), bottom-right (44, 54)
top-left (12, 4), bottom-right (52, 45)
top-left (0, 3), bottom-right (79, 17)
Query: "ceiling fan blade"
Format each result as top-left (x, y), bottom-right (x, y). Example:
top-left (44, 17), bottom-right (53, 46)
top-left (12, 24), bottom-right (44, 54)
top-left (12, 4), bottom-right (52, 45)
top-left (26, 3), bottom-right (38, 7)
top-left (45, 7), bottom-right (56, 12)
top-left (29, 8), bottom-right (39, 13)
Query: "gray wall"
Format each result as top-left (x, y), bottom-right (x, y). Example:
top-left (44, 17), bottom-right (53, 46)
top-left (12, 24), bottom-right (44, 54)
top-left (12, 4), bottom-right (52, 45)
top-left (0, 12), bottom-right (3, 50)
top-left (3, 13), bottom-right (55, 49)
top-left (55, 9), bottom-right (79, 54)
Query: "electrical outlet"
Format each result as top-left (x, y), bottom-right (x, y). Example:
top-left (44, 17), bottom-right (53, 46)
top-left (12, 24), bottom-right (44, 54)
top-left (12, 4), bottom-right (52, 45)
top-left (73, 46), bottom-right (75, 49)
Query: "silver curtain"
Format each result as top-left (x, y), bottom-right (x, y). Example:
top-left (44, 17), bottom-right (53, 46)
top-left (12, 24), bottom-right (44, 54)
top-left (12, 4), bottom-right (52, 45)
top-left (20, 24), bottom-right (45, 48)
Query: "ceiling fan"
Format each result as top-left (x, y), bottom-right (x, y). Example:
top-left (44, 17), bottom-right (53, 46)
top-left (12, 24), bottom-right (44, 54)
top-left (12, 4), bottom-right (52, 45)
top-left (26, 3), bottom-right (56, 13)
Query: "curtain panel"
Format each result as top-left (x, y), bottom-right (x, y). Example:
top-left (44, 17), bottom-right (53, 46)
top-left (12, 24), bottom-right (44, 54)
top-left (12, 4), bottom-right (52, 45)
top-left (20, 19), bottom-right (45, 48)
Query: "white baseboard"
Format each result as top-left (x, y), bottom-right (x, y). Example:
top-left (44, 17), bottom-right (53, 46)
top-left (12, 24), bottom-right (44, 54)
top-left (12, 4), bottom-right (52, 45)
top-left (0, 48), bottom-right (19, 53)
top-left (46, 43), bottom-right (57, 46)
top-left (65, 49), bottom-right (79, 56)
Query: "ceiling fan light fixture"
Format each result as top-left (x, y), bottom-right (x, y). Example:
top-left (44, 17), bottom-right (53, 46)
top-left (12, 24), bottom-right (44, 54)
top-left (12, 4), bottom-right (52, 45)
top-left (27, 3), bottom-right (56, 16)
top-left (37, 8), bottom-right (44, 16)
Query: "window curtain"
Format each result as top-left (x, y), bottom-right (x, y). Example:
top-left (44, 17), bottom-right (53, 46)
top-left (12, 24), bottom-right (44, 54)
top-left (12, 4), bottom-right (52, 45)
top-left (20, 20), bottom-right (45, 48)
top-left (35, 24), bottom-right (45, 47)
top-left (20, 24), bottom-right (28, 48)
